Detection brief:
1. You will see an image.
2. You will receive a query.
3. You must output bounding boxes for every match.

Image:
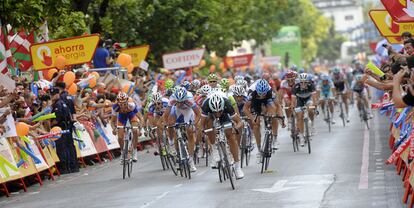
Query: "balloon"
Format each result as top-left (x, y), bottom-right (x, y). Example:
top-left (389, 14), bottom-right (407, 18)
top-left (90, 72), bottom-right (100, 80)
top-left (199, 59), bottom-right (206, 67)
top-left (55, 55), bottom-right (67, 70)
top-left (89, 77), bottom-right (97, 88)
top-left (68, 83), bottom-right (78, 95)
top-left (16, 122), bottom-right (30, 137)
top-left (127, 63), bottom-right (134, 73)
top-left (63, 71), bottom-right (75, 87)
top-left (128, 74), bottom-right (133, 80)
top-left (48, 68), bottom-right (58, 80)
top-left (219, 62), bottom-right (225, 70)
top-left (50, 126), bottom-right (62, 140)
top-left (117, 53), bottom-right (132, 67)
top-left (122, 84), bottom-right (134, 94)
top-left (209, 65), bottom-right (216, 73)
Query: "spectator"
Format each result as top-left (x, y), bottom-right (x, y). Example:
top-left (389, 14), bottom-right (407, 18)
top-left (93, 39), bottom-right (112, 74)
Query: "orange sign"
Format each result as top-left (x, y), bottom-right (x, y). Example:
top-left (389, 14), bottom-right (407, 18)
top-left (121, 45), bottom-right (150, 67)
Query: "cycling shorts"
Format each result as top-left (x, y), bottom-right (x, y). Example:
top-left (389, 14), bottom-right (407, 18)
top-left (319, 92), bottom-right (334, 101)
top-left (297, 97), bottom-right (313, 107)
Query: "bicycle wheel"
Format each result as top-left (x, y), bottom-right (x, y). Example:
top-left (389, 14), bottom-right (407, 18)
top-left (193, 145), bottom-right (199, 165)
top-left (128, 157), bottom-right (133, 178)
top-left (261, 134), bottom-right (271, 174)
top-left (291, 117), bottom-right (299, 152)
top-left (240, 130), bottom-right (246, 168)
top-left (305, 119), bottom-right (311, 154)
top-left (167, 154), bottom-right (177, 176)
top-left (361, 105), bottom-right (370, 129)
top-left (157, 137), bottom-right (167, 171)
top-left (218, 161), bottom-right (223, 182)
top-left (339, 101), bottom-right (345, 127)
top-left (326, 105), bottom-right (331, 132)
top-left (184, 160), bottom-right (191, 179)
top-left (122, 139), bottom-right (129, 180)
top-left (219, 142), bottom-right (235, 190)
top-left (205, 141), bottom-right (209, 167)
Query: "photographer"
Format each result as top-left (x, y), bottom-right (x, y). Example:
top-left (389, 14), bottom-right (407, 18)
top-left (392, 57), bottom-right (414, 107)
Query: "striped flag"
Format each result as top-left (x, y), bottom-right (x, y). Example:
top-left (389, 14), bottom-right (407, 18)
top-left (9, 29), bottom-right (34, 72)
top-left (0, 22), bottom-right (15, 74)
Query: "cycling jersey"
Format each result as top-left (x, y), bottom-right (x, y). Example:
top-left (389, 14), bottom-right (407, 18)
top-left (292, 82), bottom-right (315, 99)
top-left (280, 79), bottom-right (298, 99)
top-left (248, 90), bottom-right (276, 114)
top-left (169, 92), bottom-right (197, 124)
top-left (351, 81), bottom-right (366, 94)
top-left (317, 80), bottom-right (335, 99)
top-left (147, 97), bottom-right (169, 117)
top-left (235, 95), bottom-right (249, 115)
top-left (201, 97), bottom-right (235, 124)
top-left (112, 102), bottom-right (139, 125)
top-left (332, 73), bottom-right (347, 92)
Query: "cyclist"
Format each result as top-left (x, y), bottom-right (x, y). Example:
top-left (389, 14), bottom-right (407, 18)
top-left (317, 73), bottom-right (336, 124)
top-left (351, 74), bottom-right (372, 119)
top-left (279, 70), bottom-right (298, 130)
top-left (291, 73), bottom-right (317, 146)
top-left (200, 93), bottom-right (244, 179)
top-left (208, 73), bottom-right (220, 88)
top-left (163, 87), bottom-right (201, 172)
top-left (232, 85), bottom-right (251, 146)
top-left (331, 67), bottom-right (350, 122)
top-left (111, 92), bottom-right (143, 162)
top-left (243, 79), bottom-right (285, 154)
top-left (190, 79), bottom-right (201, 95)
top-left (145, 92), bottom-right (172, 154)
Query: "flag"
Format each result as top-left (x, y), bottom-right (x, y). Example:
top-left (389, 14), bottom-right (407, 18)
top-left (33, 21), bottom-right (49, 81)
top-left (9, 29), bottom-right (34, 72)
top-left (0, 22), bottom-right (15, 74)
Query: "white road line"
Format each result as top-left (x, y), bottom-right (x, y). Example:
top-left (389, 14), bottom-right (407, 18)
top-left (358, 126), bottom-right (370, 189)
top-left (196, 169), bottom-right (208, 176)
top-left (140, 184), bottom-right (182, 208)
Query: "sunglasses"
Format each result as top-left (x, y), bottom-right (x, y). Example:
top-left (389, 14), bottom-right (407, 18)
top-left (209, 81), bottom-right (217, 83)
top-left (155, 102), bottom-right (163, 106)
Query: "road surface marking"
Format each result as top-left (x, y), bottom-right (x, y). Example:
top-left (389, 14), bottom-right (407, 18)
top-left (358, 126), bottom-right (370, 189)
top-left (252, 180), bottom-right (296, 193)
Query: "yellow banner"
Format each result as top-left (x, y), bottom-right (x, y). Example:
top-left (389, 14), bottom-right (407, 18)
top-left (370, 10), bottom-right (414, 37)
top-left (121, 45), bottom-right (150, 67)
top-left (30, 34), bottom-right (100, 70)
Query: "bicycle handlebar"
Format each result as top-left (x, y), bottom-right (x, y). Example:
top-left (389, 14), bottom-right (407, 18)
top-left (203, 122), bottom-right (233, 133)
top-left (117, 125), bottom-right (139, 130)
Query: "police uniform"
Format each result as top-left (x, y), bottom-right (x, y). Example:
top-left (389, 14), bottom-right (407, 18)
top-left (52, 91), bottom-right (78, 173)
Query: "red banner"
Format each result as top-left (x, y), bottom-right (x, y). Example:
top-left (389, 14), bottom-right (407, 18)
top-left (381, 0), bottom-right (414, 23)
top-left (224, 54), bottom-right (253, 68)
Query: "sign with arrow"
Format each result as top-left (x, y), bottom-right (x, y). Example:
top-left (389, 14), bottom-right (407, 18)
top-left (369, 10), bottom-right (414, 37)
top-left (381, 0), bottom-right (414, 23)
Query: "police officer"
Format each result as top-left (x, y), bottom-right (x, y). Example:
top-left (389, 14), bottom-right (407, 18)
top-left (51, 87), bottom-right (78, 174)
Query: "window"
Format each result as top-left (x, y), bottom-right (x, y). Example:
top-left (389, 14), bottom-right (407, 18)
top-left (345, 15), bottom-right (354, 21)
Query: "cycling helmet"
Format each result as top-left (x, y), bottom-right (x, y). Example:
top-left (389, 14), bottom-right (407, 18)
top-left (299, 73), bottom-right (308, 82)
top-left (232, 85), bottom-right (246, 96)
top-left (165, 79), bottom-right (174, 90)
top-left (191, 79), bottom-right (201, 88)
top-left (255, 79), bottom-right (270, 95)
top-left (298, 68), bottom-right (305, 74)
top-left (220, 78), bottom-right (229, 90)
top-left (321, 73), bottom-right (330, 81)
top-left (236, 79), bottom-right (247, 87)
top-left (332, 67), bottom-right (341, 74)
top-left (290, 65), bottom-right (298, 71)
top-left (199, 85), bottom-right (211, 96)
top-left (207, 73), bottom-right (219, 82)
top-left (285, 70), bottom-right (298, 79)
top-left (181, 81), bottom-right (191, 90)
top-left (234, 75), bottom-right (244, 81)
top-left (152, 92), bottom-right (162, 103)
top-left (117, 92), bottom-right (128, 103)
top-left (208, 93), bottom-right (225, 112)
top-left (173, 87), bottom-right (187, 102)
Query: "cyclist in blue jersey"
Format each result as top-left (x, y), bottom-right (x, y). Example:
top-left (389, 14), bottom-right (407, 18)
top-left (317, 73), bottom-right (336, 124)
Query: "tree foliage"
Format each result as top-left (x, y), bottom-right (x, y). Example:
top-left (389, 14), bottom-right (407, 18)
top-left (4, 0), bottom-right (330, 66)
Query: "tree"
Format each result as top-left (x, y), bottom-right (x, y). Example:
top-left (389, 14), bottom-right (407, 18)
top-left (316, 22), bottom-right (346, 63)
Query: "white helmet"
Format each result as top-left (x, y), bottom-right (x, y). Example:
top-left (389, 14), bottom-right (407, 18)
top-left (232, 85), bottom-right (245, 96)
top-left (191, 79), bottom-right (201, 88)
top-left (199, 85), bottom-right (211, 96)
top-left (299, 73), bottom-right (308, 82)
top-left (236, 79), bottom-right (247, 87)
top-left (208, 93), bottom-right (225, 112)
top-left (152, 92), bottom-right (162, 103)
top-left (234, 75), bottom-right (244, 81)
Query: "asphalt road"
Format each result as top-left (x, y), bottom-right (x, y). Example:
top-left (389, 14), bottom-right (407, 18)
top-left (0, 105), bottom-right (406, 208)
